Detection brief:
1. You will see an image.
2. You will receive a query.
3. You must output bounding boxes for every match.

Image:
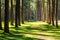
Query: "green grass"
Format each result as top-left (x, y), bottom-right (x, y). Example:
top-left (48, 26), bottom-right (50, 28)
top-left (0, 21), bottom-right (60, 40)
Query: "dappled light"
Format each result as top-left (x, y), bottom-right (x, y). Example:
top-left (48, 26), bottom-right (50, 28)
top-left (0, 0), bottom-right (60, 40)
top-left (0, 21), bottom-right (60, 40)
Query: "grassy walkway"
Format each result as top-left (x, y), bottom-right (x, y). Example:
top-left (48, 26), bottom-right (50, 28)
top-left (0, 21), bottom-right (60, 40)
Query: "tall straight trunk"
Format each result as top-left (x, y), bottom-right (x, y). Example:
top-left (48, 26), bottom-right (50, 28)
top-left (26, 0), bottom-right (30, 21)
top-left (26, 9), bottom-right (28, 20)
top-left (0, 0), bottom-right (2, 30)
top-left (51, 0), bottom-right (55, 26)
top-left (21, 0), bottom-right (24, 24)
top-left (41, 0), bottom-right (45, 22)
top-left (36, 0), bottom-right (41, 20)
top-left (15, 0), bottom-right (18, 27)
top-left (46, 0), bottom-right (49, 23)
top-left (15, 0), bottom-right (20, 27)
top-left (55, 0), bottom-right (58, 28)
top-left (35, 0), bottom-right (37, 21)
top-left (17, 0), bottom-right (21, 26)
top-left (28, 0), bottom-right (31, 21)
top-left (46, 0), bottom-right (48, 22)
top-left (47, 0), bottom-right (51, 24)
top-left (11, 0), bottom-right (14, 25)
top-left (4, 0), bottom-right (9, 33)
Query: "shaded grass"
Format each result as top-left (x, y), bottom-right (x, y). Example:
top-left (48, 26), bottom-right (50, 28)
top-left (0, 21), bottom-right (60, 40)
top-left (0, 32), bottom-right (42, 40)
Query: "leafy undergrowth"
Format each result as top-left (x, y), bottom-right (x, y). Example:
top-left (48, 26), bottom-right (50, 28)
top-left (0, 21), bottom-right (60, 40)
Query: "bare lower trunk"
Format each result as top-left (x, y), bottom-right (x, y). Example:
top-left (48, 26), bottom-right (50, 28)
top-left (4, 0), bottom-right (9, 33)
top-left (0, 0), bottom-right (3, 30)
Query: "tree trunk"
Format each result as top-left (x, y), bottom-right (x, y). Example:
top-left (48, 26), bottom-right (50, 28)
top-left (15, 0), bottom-right (21, 27)
top-left (55, 0), bottom-right (58, 28)
top-left (36, 0), bottom-right (41, 20)
top-left (11, 0), bottom-right (14, 25)
top-left (21, 0), bottom-right (24, 24)
top-left (51, 0), bottom-right (55, 26)
top-left (17, 0), bottom-right (21, 26)
top-left (41, 0), bottom-right (45, 22)
top-left (0, 0), bottom-right (3, 30)
top-left (15, 0), bottom-right (18, 27)
top-left (4, 0), bottom-right (9, 33)
top-left (47, 0), bottom-right (51, 24)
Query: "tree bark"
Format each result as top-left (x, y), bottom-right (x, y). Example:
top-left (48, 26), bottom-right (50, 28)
top-left (55, 0), bottom-right (58, 28)
top-left (15, 0), bottom-right (21, 27)
top-left (11, 0), bottom-right (14, 25)
top-left (21, 0), bottom-right (24, 24)
top-left (17, 0), bottom-right (21, 26)
top-left (4, 0), bottom-right (9, 33)
top-left (51, 0), bottom-right (55, 26)
top-left (47, 0), bottom-right (51, 24)
top-left (0, 0), bottom-right (3, 30)
top-left (41, 0), bottom-right (45, 22)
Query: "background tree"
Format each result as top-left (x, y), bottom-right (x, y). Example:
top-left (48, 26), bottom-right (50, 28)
top-left (11, 0), bottom-right (14, 25)
top-left (55, 0), bottom-right (58, 28)
top-left (21, 0), bottom-right (24, 24)
top-left (51, 0), bottom-right (55, 26)
top-left (47, 0), bottom-right (51, 24)
top-left (41, 0), bottom-right (45, 22)
top-left (36, 0), bottom-right (41, 21)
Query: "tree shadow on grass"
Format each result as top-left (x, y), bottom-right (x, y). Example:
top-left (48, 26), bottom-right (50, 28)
top-left (10, 24), bottom-right (53, 31)
top-left (10, 25), bottom-right (57, 33)
top-left (9, 24), bottom-right (60, 38)
top-left (0, 32), bottom-right (44, 40)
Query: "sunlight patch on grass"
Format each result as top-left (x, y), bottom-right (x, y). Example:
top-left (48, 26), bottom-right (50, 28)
top-left (10, 28), bottom-right (15, 31)
top-left (21, 24), bottom-right (30, 27)
top-left (31, 31), bottom-right (56, 36)
top-left (30, 22), bottom-right (47, 25)
top-left (30, 22), bottom-right (48, 27)
top-left (31, 30), bottom-right (40, 32)
top-left (17, 30), bottom-right (26, 33)
top-left (1, 21), bottom-right (60, 40)
top-left (24, 34), bottom-right (38, 39)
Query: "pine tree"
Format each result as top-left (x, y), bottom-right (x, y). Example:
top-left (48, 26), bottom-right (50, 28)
top-left (4, 0), bottom-right (9, 33)
top-left (0, 0), bottom-right (3, 30)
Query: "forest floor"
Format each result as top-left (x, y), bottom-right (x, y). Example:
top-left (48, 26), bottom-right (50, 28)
top-left (0, 21), bottom-right (60, 40)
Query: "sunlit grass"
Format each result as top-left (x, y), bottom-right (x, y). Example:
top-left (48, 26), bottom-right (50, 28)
top-left (0, 21), bottom-right (60, 40)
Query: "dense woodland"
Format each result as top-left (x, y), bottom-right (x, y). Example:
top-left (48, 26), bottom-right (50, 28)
top-left (0, 0), bottom-right (60, 40)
